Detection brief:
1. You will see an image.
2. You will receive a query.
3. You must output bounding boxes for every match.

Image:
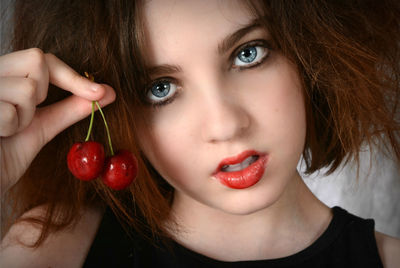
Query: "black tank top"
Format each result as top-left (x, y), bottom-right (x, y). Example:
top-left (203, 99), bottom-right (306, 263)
top-left (83, 206), bottom-right (383, 267)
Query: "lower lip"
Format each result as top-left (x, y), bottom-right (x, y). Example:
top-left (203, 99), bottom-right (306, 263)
top-left (213, 155), bottom-right (268, 189)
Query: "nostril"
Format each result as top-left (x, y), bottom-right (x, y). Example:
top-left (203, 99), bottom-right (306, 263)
top-left (200, 98), bottom-right (251, 143)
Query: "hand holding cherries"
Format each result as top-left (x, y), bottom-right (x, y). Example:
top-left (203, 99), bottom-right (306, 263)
top-left (67, 73), bottom-right (138, 190)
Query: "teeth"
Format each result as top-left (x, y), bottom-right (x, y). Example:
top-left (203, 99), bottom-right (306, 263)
top-left (221, 155), bottom-right (259, 172)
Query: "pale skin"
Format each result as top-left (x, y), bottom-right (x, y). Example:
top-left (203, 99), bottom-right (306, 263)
top-left (1, 0), bottom-right (400, 267)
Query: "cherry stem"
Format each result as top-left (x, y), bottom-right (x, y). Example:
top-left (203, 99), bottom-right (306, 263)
top-left (83, 72), bottom-right (115, 156)
top-left (95, 101), bottom-right (114, 156)
top-left (85, 101), bottom-right (95, 142)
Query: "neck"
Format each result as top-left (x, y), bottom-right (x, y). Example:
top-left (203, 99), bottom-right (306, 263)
top-left (167, 173), bottom-right (332, 261)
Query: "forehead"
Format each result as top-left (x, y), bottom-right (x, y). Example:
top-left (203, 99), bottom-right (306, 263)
top-left (144, 0), bottom-right (252, 20)
top-left (143, 0), bottom-right (255, 64)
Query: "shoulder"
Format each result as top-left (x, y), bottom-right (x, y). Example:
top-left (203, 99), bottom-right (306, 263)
top-left (0, 204), bottom-right (104, 268)
top-left (375, 231), bottom-right (400, 268)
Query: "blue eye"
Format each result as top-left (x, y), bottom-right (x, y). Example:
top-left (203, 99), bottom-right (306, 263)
top-left (233, 44), bottom-right (269, 68)
top-left (147, 79), bottom-right (178, 105)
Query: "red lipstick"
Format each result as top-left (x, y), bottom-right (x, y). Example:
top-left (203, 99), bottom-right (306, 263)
top-left (213, 150), bottom-right (268, 189)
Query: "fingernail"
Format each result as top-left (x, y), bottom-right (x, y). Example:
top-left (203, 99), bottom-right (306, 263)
top-left (90, 84), bottom-right (102, 92)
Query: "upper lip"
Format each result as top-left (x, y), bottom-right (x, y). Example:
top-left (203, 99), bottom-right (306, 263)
top-left (213, 150), bottom-right (262, 174)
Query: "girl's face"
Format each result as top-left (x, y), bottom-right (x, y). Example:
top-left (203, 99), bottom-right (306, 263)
top-left (138, 0), bottom-right (306, 215)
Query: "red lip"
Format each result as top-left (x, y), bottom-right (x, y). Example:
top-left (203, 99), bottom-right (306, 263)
top-left (213, 150), bottom-right (268, 189)
top-left (214, 150), bottom-right (261, 173)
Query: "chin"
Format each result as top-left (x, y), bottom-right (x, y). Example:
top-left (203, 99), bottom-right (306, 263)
top-left (212, 191), bottom-right (281, 216)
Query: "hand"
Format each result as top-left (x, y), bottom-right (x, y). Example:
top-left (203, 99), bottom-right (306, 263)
top-left (0, 48), bottom-right (116, 195)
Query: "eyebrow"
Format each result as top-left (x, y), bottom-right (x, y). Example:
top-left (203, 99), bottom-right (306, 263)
top-left (147, 64), bottom-right (182, 77)
top-left (217, 19), bottom-right (261, 55)
top-left (147, 19), bottom-right (261, 77)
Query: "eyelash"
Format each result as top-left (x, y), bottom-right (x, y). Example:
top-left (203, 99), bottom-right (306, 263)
top-left (146, 40), bottom-right (271, 108)
top-left (145, 78), bottom-right (180, 108)
top-left (230, 40), bottom-right (270, 70)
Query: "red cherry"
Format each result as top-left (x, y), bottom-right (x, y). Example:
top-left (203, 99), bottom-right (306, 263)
top-left (67, 141), bottom-right (105, 181)
top-left (101, 150), bottom-right (138, 190)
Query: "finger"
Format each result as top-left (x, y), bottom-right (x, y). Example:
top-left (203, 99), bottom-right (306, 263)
top-left (0, 77), bottom-right (37, 133)
top-left (0, 48), bottom-right (108, 104)
top-left (0, 48), bottom-right (49, 104)
top-left (34, 84), bottom-right (116, 146)
top-left (44, 53), bottom-right (106, 101)
top-left (0, 101), bottom-right (18, 137)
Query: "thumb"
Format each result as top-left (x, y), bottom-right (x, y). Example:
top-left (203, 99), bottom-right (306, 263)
top-left (34, 84), bottom-right (116, 147)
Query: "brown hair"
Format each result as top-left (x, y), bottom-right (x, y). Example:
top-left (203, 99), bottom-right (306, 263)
top-left (247, 0), bottom-right (400, 175)
top-left (2, 0), bottom-right (400, 248)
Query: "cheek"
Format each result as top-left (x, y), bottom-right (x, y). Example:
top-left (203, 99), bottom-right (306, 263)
top-left (268, 81), bottom-right (306, 141)
top-left (137, 119), bottom-right (195, 186)
top-left (239, 58), bottom-right (306, 152)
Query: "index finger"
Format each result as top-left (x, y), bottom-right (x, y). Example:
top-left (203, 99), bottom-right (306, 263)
top-left (44, 53), bottom-right (107, 101)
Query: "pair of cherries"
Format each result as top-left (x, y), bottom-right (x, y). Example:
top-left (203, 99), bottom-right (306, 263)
top-left (67, 73), bottom-right (138, 190)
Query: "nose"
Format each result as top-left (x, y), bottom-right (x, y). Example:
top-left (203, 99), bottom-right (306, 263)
top-left (200, 90), bottom-right (251, 144)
